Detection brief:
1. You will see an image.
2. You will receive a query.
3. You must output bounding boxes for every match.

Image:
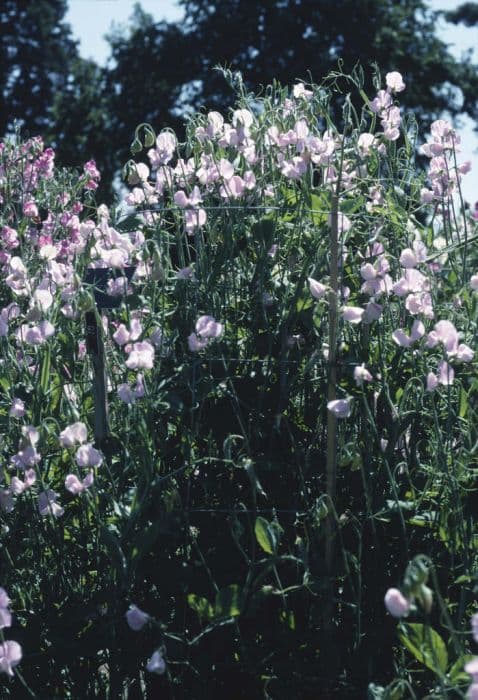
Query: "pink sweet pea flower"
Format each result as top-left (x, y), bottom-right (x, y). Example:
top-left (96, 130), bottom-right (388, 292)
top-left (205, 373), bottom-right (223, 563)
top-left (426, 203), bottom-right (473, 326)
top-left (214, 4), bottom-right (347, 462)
top-left (38, 490), bottom-right (64, 518)
top-left (327, 399), bottom-right (352, 418)
top-left (10, 469), bottom-right (36, 495)
top-left (308, 278), bottom-right (327, 299)
top-left (126, 604), bottom-right (150, 631)
top-left (342, 306), bottom-right (364, 324)
top-left (75, 444), bottom-right (103, 468)
top-left (9, 398), bottom-right (25, 418)
top-left (65, 471), bottom-right (94, 495)
top-left (0, 588), bottom-right (12, 629)
top-left (146, 649), bottom-right (166, 674)
top-left (384, 588), bottom-right (410, 617)
top-left (385, 71), bottom-right (406, 93)
top-left (125, 341), bottom-right (155, 370)
top-left (0, 640), bottom-right (22, 676)
top-left (437, 360), bottom-right (454, 386)
top-left (353, 364), bottom-right (373, 386)
top-left (59, 422), bottom-right (88, 448)
top-left (472, 613), bottom-right (478, 643)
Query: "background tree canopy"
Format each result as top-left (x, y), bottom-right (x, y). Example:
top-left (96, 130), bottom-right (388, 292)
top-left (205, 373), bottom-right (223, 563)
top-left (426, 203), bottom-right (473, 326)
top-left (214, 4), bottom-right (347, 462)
top-left (2, 0), bottom-right (478, 199)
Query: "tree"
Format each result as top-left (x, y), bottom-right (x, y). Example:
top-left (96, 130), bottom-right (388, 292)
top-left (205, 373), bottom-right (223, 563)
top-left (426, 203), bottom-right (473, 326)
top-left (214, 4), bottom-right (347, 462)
top-left (104, 5), bottom-right (198, 175)
top-left (172, 0), bottom-right (478, 132)
top-left (0, 0), bottom-right (77, 136)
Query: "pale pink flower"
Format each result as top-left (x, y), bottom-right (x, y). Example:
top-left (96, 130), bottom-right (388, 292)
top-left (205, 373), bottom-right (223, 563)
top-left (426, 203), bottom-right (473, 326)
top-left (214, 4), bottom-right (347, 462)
top-left (125, 341), bottom-right (155, 370)
top-left (354, 364), bottom-right (373, 386)
top-left (188, 333), bottom-right (208, 352)
top-left (456, 343), bottom-right (474, 362)
top-left (9, 398), bottom-right (25, 418)
top-left (10, 469), bottom-right (36, 495)
top-left (59, 422), bottom-right (87, 448)
top-left (196, 315), bottom-right (224, 339)
top-left (472, 613), bottom-right (478, 643)
top-left (385, 71), bottom-right (406, 93)
top-left (437, 360), bottom-right (454, 386)
top-left (65, 471), bottom-right (94, 495)
top-left (75, 444), bottom-right (103, 468)
top-left (426, 372), bottom-right (438, 392)
top-left (146, 649), bottom-right (166, 674)
top-left (38, 490), bottom-right (64, 518)
top-left (465, 658), bottom-right (478, 682)
top-left (327, 399), bottom-right (352, 418)
top-left (0, 588), bottom-right (12, 629)
top-left (470, 274), bottom-right (478, 291)
top-left (119, 381), bottom-right (135, 404)
top-left (399, 248), bottom-right (418, 268)
top-left (184, 208), bottom-right (207, 232)
top-left (384, 588), bottom-right (410, 617)
top-left (0, 640), bottom-right (22, 676)
top-left (126, 604), bottom-right (150, 631)
top-left (308, 278), bottom-right (327, 300)
top-left (342, 306), bottom-right (364, 324)
top-left (357, 133), bottom-right (376, 157)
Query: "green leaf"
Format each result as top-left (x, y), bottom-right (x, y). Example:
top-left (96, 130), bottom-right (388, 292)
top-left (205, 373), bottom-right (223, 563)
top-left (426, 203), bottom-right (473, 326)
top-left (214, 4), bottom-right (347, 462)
top-left (40, 347), bottom-right (51, 395)
top-left (398, 623), bottom-right (448, 675)
top-left (448, 654), bottom-right (475, 682)
top-left (214, 584), bottom-right (243, 618)
top-left (187, 594), bottom-right (214, 621)
top-left (459, 387), bottom-right (468, 418)
top-left (254, 516), bottom-right (282, 554)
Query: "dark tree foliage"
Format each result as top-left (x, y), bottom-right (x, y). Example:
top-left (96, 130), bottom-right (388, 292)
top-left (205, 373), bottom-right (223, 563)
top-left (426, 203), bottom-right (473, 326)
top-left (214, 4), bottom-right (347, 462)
top-left (174, 0), bottom-right (478, 131)
top-left (444, 2), bottom-right (478, 26)
top-left (0, 0), bottom-right (77, 136)
top-left (104, 5), bottom-right (198, 172)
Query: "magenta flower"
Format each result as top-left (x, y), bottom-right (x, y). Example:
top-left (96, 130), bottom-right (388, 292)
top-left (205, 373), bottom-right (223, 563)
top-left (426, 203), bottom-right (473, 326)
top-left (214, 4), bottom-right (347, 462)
top-left (384, 588), bottom-right (410, 618)
top-left (0, 640), bottom-right (22, 676)
top-left (126, 604), bottom-right (150, 631)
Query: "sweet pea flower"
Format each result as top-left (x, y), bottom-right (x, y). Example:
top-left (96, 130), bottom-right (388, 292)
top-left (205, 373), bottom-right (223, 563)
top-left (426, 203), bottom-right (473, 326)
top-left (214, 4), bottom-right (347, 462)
top-left (59, 422), bottom-right (88, 448)
top-left (426, 372), bottom-right (439, 392)
top-left (0, 589), bottom-right (12, 629)
top-left (384, 588), bottom-right (410, 617)
top-left (465, 658), bottom-right (478, 682)
top-left (10, 469), bottom-right (36, 495)
top-left (342, 306), bottom-right (364, 324)
top-left (385, 71), bottom-right (406, 93)
top-left (126, 604), bottom-right (150, 631)
top-left (0, 640), bottom-right (22, 676)
top-left (38, 490), bottom-right (64, 518)
top-left (437, 360), bottom-right (454, 386)
top-left (9, 398), bottom-right (25, 418)
top-left (146, 649), bottom-right (166, 675)
top-left (65, 471), bottom-right (94, 495)
top-left (75, 444), bottom-right (103, 468)
top-left (327, 399), bottom-right (352, 419)
top-left (354, 364), bottom-right (373, 386)
top-left (125, 341), bottom-right (155, 370)
top-left (472, 613), bottom-right (478, 643)
top-left (308, 278), bottom-right (327, 300)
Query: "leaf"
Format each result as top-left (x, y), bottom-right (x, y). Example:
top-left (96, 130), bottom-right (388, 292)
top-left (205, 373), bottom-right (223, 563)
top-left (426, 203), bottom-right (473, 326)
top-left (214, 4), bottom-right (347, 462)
top-left (187, 594), bottom-right (214, 621)
top-left (40, 347), bottom-right (51, 395)
top-left (459, 387), bottom-right (468, 418)
top-left (214, 584), bottom-right (243, 619)
top-left (448, 654), bottom-right (475, 682)
top-left (398, 623), bottom-right (448, 675)
top-left (254, 516), bottom-right (282, 554)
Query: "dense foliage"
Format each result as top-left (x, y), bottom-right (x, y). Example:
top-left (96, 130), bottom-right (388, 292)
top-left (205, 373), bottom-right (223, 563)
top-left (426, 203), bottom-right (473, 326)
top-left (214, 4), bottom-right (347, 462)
top-left (0, 67), bottom-right (477, 698)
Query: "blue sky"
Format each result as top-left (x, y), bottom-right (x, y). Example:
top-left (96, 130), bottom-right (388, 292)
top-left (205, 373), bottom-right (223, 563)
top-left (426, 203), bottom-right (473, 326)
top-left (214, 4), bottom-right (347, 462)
top-left (66, 0), bottom-right (477, 204)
